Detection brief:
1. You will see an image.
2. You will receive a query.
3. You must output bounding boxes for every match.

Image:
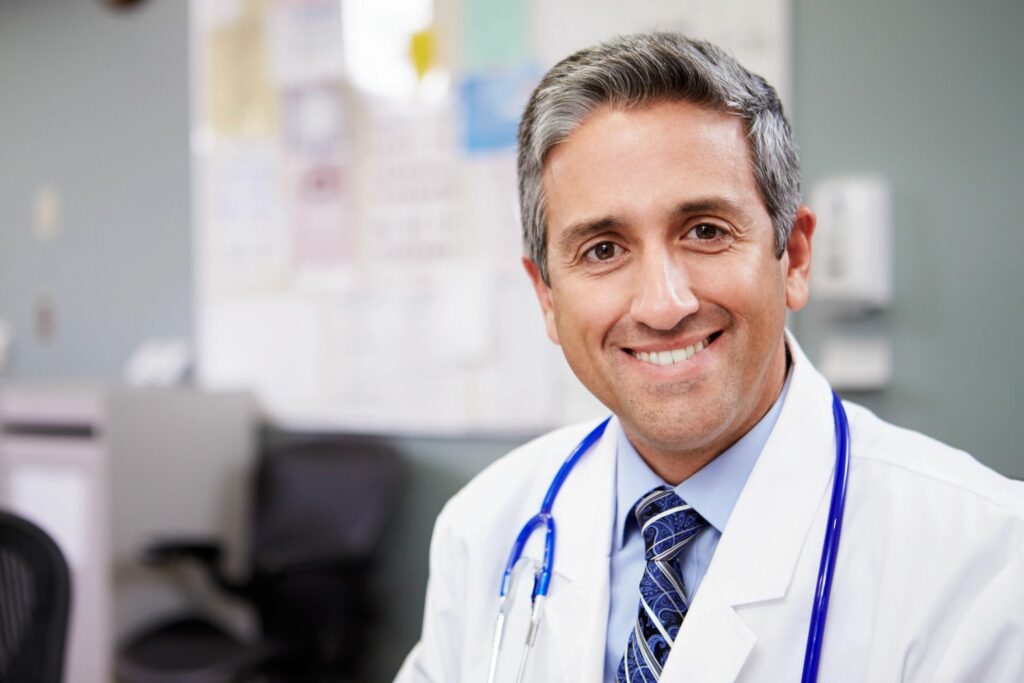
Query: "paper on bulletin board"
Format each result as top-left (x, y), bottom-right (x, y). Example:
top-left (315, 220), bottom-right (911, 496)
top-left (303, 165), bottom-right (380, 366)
top-left (468, 273), bottom-right (562, 429)
top-left (464, 0), bottom-right (531, 71)
top-left (203, 0), bottom-right (279, 137)
top-left (287, 162), bottom-right (352, 272)
top-left (459, 64), bottom-right (539, 153)
top-left (199, 292), bottom-right (322, 407)
top-left (459, 153), bottom-right (521, 276)
top-left (280, 82), bottom-right (354, 275)
top-left (205, 141), bottom-right (290, 292)
top-left (314, 265), bottom-right (492, 432)
top-left (267, 0), bottom-right (346, 87)
top-left (530, 0), bottom-right (791, 106)
top-left (357, 96), bottom-right (462, 262)
top-left (281, 83), bottom-right (350, 160)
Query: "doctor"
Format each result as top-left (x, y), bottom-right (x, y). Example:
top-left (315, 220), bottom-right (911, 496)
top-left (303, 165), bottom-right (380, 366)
top-left (397, 33), bottom-right (1024, 682)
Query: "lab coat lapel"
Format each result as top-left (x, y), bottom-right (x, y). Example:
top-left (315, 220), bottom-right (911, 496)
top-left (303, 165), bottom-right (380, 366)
top-left (663, 338), bottom-right (837, 682)
top-left (521, 418), bottom-right (617, 683)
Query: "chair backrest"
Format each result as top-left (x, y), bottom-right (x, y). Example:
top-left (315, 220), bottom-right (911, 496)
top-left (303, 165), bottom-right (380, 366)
top-left (251, 436), bottom-right (402, 574)
top-left (0, 509), bottom-right (71, 683)
top-left (247, 436), bottom-right (402, 671)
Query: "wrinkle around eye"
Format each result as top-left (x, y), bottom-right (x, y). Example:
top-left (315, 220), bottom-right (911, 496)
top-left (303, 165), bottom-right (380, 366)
top-left (686, 221), bottom-right (728, 239)
top-left (681, 221), bottom-right (735, 250)
top-left (582, 240), bottom-right (626, 263)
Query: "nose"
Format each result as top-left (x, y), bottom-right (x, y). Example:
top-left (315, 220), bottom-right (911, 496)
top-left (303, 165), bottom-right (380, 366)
top-left (629, 249), bottom-right (699, 331)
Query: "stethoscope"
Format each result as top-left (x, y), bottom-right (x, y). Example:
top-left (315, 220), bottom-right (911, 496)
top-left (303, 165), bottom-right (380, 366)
top-left (487, 391), bottom-right (851, 683)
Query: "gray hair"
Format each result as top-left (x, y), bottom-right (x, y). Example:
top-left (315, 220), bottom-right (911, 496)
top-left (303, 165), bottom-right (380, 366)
top-left (517, 32), bottom-right (801, 284)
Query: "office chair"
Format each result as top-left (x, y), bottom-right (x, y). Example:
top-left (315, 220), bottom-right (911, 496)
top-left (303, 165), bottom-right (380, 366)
top-left (118, 436), bottom-right (402, 683)
top-left (0, 509), bottom-right (72, 683)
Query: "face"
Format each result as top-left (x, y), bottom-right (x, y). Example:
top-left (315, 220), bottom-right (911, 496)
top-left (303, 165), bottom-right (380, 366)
top-left (525, 100), bottom-right (815, 467)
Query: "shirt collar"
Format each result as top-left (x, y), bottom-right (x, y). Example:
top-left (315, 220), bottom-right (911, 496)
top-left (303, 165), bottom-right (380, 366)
top-left (613, 367), bottom-right (793, 551)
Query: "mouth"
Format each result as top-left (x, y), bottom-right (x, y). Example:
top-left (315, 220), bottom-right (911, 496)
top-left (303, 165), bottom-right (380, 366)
top-left (626, 332), bottom-right (722, 367)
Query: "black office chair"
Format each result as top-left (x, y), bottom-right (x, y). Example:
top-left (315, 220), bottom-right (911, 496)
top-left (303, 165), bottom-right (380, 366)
top-left (0, 509), bottom-right (72, 683)
top-left (118, 436), bottom-right (402, 683)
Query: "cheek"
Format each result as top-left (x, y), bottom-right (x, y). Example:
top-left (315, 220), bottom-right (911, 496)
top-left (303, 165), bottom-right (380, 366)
top-left (551, 284), bottom-right (619, 346)
top-left (693, 256), bottom-right (765, 300)
top-left (693, 255), bottom-right (788, 327)
top-left (732, 254), bottom-right (788, 303)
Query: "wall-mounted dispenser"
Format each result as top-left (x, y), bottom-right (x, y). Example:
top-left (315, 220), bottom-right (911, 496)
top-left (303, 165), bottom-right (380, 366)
top-left (808, 175), bottom-right (893, 391)
top-left (810, 175), bottom-right (892, 310)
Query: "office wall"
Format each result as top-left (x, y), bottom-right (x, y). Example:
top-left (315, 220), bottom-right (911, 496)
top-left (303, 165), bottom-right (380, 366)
top-left (0, 0), bottom-right (192, 379)
top-left (2, 2), bottom-right (1020, 464)
top-left (2, 0), bottom-right (1019, 464)
top-left (791, 0), bottom-right (1024, 478)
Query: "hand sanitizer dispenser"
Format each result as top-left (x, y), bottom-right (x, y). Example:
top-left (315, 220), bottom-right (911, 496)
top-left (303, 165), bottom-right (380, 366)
top-left (810, 175), bottom-right (892, 310)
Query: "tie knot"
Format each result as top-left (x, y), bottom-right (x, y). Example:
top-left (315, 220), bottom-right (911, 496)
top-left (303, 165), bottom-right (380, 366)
top-left (633, 486), bottom-right (708, 562)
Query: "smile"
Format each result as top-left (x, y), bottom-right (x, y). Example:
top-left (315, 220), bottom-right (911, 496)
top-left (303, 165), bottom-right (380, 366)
top-left (630, 335), bottom-right (714, 366)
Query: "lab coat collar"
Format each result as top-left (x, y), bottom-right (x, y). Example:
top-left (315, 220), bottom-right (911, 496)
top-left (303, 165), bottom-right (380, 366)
top-left (664, 332), bottom-right (837, 681)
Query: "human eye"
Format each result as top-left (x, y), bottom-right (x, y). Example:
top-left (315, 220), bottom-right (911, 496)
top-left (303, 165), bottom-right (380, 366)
top-left (689, 223), bottom-right (728, 240)
top-left (683, 222), bottom-right (733, 250)
top-left (582, 240), bottom-right (623, 262)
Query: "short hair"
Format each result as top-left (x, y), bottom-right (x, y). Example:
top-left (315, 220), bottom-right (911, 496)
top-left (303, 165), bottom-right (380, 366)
top-left (517, 32), bottom-right (801, 284)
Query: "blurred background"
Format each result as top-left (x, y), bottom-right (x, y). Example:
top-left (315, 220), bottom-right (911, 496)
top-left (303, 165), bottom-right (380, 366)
top-left (0, 0), bottom-right (1021, 681)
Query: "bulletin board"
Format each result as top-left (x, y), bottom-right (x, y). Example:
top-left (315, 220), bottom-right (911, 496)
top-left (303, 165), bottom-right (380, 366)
top-left (191, 0), bottom-right (791, 434)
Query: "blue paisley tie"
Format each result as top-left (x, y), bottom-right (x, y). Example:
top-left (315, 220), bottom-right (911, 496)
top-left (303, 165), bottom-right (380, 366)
top-left (616, 486), bottom-right (708, 682)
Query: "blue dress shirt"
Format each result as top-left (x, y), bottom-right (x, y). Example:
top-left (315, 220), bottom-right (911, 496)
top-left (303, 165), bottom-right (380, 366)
top-left (603, 373), bottom-right (792, 682)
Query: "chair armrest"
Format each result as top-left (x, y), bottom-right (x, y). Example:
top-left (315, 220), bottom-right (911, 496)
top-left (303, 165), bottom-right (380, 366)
top-left (142, 537), bottom-right (249, 598)
top-left (144, 538), bottom-right (223, 566)
top-left (258, 557), bottom-right (374, 577)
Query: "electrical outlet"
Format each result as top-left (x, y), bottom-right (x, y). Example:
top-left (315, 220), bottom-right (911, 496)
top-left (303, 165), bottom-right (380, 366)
top-left (33, 185), bottom-right (62, 242)
top-left (34, 293), bottom-right (57, 343)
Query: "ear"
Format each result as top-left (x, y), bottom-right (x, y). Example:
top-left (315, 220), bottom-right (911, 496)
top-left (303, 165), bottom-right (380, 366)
top-left (522, 257), bottom-right (561, 345)
top-left (784, 205), bottom-right (816, 312)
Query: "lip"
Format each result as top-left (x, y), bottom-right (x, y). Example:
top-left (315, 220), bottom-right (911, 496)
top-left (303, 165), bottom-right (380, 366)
top-left (620, 331), bottom-right (723, 372)
top-left (624, 331), bottom-right (722, 355)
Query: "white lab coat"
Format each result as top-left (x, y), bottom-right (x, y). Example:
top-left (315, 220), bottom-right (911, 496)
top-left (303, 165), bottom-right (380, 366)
top-left (396, 340), bottom-right (1024, 682)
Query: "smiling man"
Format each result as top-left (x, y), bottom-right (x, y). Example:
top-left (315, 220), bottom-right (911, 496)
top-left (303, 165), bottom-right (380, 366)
top-left (396, 33), bottom-right (1024, 683)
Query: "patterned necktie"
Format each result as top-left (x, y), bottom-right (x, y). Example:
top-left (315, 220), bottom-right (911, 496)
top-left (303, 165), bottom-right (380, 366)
top-left (616, 486), bottom-right (708, 682)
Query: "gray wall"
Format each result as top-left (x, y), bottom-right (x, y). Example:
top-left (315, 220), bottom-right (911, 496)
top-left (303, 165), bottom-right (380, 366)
top-left (792, 0), bottom-right (1024, 479)
top-left (1, 1), bottom-right (1022, 681)
top-left (0, 0), bottom-right (192, 379)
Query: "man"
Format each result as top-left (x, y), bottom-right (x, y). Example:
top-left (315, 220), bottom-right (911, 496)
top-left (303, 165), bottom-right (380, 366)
top-left (397, 33), bottom-right (1024, 682)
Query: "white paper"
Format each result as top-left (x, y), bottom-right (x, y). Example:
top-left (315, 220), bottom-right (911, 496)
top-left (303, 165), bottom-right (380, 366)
top-left (531, 0), bottom-right (791, 106)
top-left (199, 293), bottom-right (320, 406)
top-left (267, 0), bottom-right (346, 87)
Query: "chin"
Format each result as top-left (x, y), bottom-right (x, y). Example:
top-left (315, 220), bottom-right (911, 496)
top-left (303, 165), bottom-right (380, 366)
top-left (621, 408), bottom-right (715, 453)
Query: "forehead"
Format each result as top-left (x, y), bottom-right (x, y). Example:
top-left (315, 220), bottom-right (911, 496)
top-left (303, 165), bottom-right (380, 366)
top-left (540, 101), bottom-right (763, 237)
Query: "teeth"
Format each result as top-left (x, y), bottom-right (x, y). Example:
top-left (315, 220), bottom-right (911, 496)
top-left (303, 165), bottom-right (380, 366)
top-left (634, 338), bottom-right (710, 366)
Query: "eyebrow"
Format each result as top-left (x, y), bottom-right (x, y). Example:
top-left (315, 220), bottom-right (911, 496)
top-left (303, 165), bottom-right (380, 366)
top-left (671, 197), bottom-right (755, 224)
top-left (554, 196), bottom-right (755, 255)
top-left (555, 217), bottom-right (623, 256)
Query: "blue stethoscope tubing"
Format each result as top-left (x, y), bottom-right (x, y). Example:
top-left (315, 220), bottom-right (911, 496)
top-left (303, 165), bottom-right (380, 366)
top-left (800, 391), bottom-right (851, 683)
top-left (490, 392), bottom-right (850, 683)
top-left (486, 416), bottom-right (613, 683)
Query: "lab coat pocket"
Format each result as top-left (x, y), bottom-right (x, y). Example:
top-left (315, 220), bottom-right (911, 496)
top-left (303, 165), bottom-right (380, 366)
top-left (491, 558), bottom-right (576, 683)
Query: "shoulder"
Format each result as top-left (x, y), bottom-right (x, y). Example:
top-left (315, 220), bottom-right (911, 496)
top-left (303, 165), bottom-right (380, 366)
top-left (831, 402), bottom-right (1024, 679)
top-left (843, 400), bottom-right (1024, 519)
